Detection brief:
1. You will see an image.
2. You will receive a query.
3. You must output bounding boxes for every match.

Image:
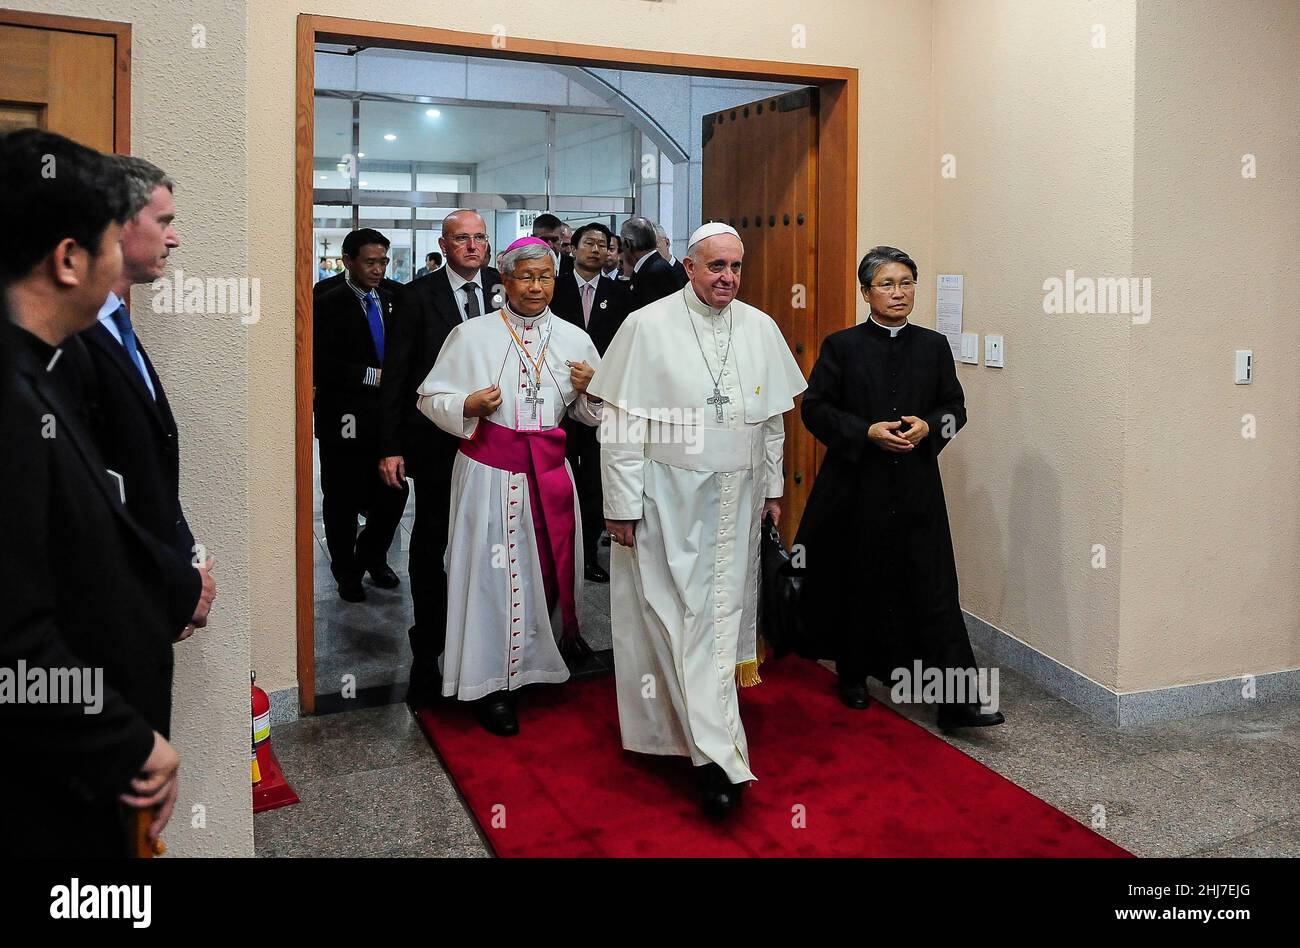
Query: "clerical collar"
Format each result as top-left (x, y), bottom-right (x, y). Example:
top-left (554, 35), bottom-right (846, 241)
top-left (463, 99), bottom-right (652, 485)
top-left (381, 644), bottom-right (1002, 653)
top-left (683, 284), bottom-right (728, 318)
top-left (868, 315), bottom-right (908, 337)
top-left (502, 303), bottom-right (549, 329)
top-left (12, 322), bottom-right (58, 362)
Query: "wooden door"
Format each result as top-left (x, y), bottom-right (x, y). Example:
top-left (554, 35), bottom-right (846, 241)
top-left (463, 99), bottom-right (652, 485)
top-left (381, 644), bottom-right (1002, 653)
top-left (0, 11), bottom-right (131, 152)
top-left (702, 88), bottom-right (818, 545)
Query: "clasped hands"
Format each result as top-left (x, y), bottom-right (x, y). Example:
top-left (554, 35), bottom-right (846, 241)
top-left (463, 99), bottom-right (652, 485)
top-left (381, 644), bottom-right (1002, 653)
top-left (462, 360), bottom-right (596, 419)
top-left (868, 415), bottom-right (929, 454)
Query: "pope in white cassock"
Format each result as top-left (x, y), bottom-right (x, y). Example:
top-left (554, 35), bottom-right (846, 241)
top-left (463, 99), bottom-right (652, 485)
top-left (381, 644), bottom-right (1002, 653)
top-left (589, 222), bottom-right (806, 817)
top-left (416, 236), bottom-right (602, 737)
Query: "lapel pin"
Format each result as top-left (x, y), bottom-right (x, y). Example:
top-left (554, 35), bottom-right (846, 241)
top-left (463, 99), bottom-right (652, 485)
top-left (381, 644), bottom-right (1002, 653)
top-left (599, 299), bottom-right (608, 309)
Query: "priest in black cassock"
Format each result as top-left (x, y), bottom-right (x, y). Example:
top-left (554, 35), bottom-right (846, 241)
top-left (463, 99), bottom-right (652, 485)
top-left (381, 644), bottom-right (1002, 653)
top-left (795, 246), bottom-right (1003, 730)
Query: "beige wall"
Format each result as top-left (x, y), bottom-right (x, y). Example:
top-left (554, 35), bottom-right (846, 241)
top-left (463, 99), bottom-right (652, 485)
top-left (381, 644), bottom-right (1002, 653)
top-left (11, 0), bottom-right (254, 854)
top-left (246, 0), bottom-right (936, 692)
top-left (1122, 0), bottom-right (1300, 691)
top-left (931, 0), bottom-right (1299, 694)
top-left (931, 0), bottom-right (1136, 688)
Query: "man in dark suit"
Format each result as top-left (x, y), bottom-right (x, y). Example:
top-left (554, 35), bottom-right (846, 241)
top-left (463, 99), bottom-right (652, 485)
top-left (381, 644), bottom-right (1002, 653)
top-left (379, 209), bottom-right (501, 708)
top-left (75, 155), bottom-right (215, 642)
top-left (1, 130), bottom-right (184, 856)
top-left (604, 234), bottom-right (624, 280)
top-left (621, 216), bottom-right (682, 313)
top-left (315, 228), bottom-right (408, 602)
top-left (532, 212), bottom-right (574, 279)
top-left (414, 251), bottom-right (443, 279)
top-left (655, 223), bottom-right (689, 287)
top-left (549, 222), bottom-right (629, 581)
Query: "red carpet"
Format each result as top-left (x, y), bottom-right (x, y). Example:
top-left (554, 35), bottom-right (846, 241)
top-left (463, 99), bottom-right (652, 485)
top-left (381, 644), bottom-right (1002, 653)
top-left (415, 658), bottom-right (1132, 857)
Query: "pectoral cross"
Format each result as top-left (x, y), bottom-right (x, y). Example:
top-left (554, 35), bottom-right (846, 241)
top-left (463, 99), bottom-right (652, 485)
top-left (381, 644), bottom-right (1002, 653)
top-left (523, 381), bottom-right (545, 420)
top-left (706, 386), bottom-right (731, 422)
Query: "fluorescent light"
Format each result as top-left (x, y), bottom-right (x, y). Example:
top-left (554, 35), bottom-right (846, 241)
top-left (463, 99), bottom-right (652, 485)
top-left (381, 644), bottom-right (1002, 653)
top-left (356, 152), bottom-right (365, 158)
top-left (318, 175), bottom-right (327, 180)
top-left (383, 133), bottom-right (397, 141)
top-left (425, 109), bottom-right (441, 118)
top-left (359, 181), bottom-right (368, 187)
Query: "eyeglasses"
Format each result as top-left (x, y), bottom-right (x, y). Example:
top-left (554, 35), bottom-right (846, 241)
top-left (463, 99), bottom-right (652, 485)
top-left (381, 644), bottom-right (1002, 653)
top-left (869, 280), bottom-right (917, 292)
top-left (510, 274), bottom-right (555, 285)
top-left (706, 262), bottom-right (743, 275)
top-left (448, 233), bottom-right (489, 246)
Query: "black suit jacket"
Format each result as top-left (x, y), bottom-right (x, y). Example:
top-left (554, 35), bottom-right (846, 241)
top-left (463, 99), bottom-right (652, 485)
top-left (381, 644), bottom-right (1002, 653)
top-left (550, 271), bottom-right (630, 356)
top-left (671, 258), bottom-right (688, 287)
top-left (379, 266), bottom-right (501, 478)
top-left (73, 318), bottom-right (201, 631)
top-left (1, 324), bottom-right (179, 855)
top-left (628, 252), bottom-right (683, 314)
top-left (313, 280), bottom-right (396, 453)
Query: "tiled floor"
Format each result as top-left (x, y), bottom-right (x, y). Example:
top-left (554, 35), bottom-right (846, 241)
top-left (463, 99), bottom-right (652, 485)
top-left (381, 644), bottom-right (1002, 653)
top-left (271, 448), bottom-right (1300, 857)
top-left (257, 646), bottom-right (1300, 857)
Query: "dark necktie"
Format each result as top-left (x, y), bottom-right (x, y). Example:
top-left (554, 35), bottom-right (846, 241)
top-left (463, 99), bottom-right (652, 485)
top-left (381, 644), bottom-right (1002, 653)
top-left (109, 304), bottom-right (155, 398)
top-left (463, 283), bottom-right (482, 321)
top-left (364, 291), bottom-right (385, 362)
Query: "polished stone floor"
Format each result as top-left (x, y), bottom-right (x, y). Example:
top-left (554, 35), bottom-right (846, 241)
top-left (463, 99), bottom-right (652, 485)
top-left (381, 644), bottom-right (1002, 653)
top-left (256, 647), bottom-right (1300, 857)
top-left (268, 449), bottom-right (1300, 857)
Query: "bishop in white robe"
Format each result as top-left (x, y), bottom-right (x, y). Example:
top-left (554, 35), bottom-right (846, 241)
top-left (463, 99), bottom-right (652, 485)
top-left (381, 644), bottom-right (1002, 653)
top-left (589, 222), bottom-right (806, 815)
top-left (416, 237), bottom-right (602, 735)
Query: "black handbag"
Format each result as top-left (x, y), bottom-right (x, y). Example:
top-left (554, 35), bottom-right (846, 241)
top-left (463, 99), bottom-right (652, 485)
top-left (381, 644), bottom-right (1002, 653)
top-left (758, 517), bottom-right (807, 659)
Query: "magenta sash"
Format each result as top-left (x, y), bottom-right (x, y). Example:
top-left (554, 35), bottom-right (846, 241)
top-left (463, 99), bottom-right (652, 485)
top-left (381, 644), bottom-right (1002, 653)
top-left (459, 418), bottom-right (579, 641)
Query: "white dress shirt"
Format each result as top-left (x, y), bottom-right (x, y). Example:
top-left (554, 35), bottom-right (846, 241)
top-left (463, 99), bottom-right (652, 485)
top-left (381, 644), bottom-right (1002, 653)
top-left (446, 267), bottom-right (485, 322)
top-left (97, 290), bottom-right (157, 398)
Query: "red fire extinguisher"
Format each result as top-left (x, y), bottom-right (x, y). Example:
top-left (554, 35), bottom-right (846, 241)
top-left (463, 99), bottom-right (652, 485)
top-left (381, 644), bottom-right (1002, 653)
top-left (251, 671), bottom-right (271, 784)
top-left (250, 671), bottom-right (299, 813)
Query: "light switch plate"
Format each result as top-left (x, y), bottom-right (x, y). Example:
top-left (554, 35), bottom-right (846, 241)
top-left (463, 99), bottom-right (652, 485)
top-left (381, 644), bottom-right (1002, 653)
top-left (985, 334), bottom-right (1004, 368)
top-left (1234, 349), bottom-right (1253, 384)
top-left (959, 332), bottom-right (979, 364)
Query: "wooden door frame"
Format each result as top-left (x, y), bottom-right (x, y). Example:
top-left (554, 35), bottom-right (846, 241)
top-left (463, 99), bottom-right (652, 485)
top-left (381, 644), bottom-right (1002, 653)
top-left (0, 8), bottom-right (131, 152)
top-left (294, 13), bottom-right (858, 714)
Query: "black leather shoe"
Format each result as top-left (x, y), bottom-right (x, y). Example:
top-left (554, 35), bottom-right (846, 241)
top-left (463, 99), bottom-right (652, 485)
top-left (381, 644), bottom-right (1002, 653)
top-left (560, 634), bottom-right (596, 668)
top-left (838, 681), bottom-right (871, 710)
top-left (584, 563), bottom-right (610, 583)
top-left (937, 704), bottom-right (1006, 730)
top-left (367, 563), bottom-right (400, 589)
top-left (697, 763), bottom-right (743, 820)
top-left (474, 692), bottom-right (519, 737)
top-left (336, 576), bottom-right (366, 602)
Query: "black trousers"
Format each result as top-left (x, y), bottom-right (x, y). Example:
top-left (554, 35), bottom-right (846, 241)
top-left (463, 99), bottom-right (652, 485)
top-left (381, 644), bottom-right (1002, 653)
top-left (318, 440), bottom-right (408, 582)
top-left (406, 465), bottom-right (452, 687)
top-left (564, 421), bottom-right (604, 562)
top-left (833, 556), bottom-right (979, 703)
